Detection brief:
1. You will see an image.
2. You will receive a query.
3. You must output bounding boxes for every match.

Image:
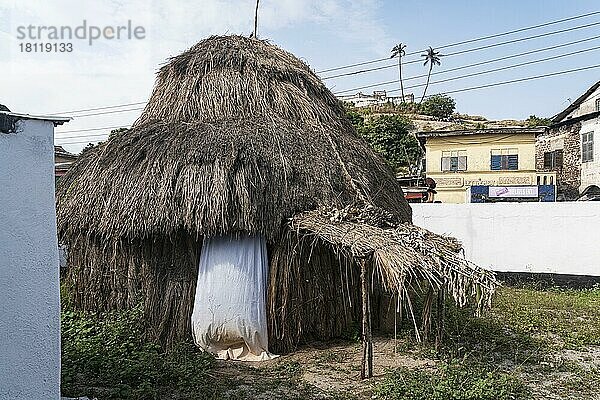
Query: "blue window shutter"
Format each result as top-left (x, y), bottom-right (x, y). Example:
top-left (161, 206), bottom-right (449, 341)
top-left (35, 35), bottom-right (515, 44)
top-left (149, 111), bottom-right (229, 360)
top-left (491, 155), bottom-right (501, 170)
top-left (508, 155), bottom-right (518, 170)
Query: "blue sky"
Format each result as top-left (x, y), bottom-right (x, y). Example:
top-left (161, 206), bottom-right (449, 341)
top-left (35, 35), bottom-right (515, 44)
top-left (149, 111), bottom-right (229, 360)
top-left (1, 0), bottom-right (599, 152)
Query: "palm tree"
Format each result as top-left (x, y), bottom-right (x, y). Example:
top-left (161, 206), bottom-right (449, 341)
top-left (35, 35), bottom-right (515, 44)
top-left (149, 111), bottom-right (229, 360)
top-left (420, 46), bottom-right (441, 103)
top-left (391, 43), bottom-right (407, 102)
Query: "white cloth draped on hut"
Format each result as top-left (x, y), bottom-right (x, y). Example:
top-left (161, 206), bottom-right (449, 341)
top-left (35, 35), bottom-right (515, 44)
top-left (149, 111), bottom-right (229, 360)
top-left (191, 234), bottom-right (277, 361)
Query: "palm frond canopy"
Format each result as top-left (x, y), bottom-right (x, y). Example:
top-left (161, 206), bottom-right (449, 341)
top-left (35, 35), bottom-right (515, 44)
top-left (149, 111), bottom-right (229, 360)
top-left (391, 43), bottom-right (406, 58)
top-left (422, 46), bottom-right (442, 66)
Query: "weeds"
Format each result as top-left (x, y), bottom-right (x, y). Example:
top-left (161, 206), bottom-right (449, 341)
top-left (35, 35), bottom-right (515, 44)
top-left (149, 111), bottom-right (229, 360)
top-left (61, 308), bottom-right (217, 399)
top-left (375, 362), bottom-right (529, 400)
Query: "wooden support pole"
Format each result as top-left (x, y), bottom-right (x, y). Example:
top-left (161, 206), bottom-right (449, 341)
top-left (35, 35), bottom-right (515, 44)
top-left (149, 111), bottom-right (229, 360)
top-left (435, 287), bottom-right (446, 351)
top-left (360, 259), bottom-right (373, 379)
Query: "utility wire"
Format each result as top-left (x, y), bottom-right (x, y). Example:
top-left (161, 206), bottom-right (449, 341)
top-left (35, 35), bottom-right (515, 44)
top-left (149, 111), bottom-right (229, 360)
top-left (335, 34), bottom-right (600, 94)
top-left (51, 15), bottom-right (600, 122)
top-left (55, 125), bottom-right (130, 135)
top-left (72, 107), bottom-right (144, 118)
top-left (316, 10), bottom-right (600, 74)
top-left (56, 63), bottom-right (600, 145)
top-left (321, 19), bottom-right (600, 80)
top-left (55, 132), bottom-right (113, 140)
top-left (339, 43), bottom-right (600, 95)
top-left (51, 14), bottom-right (600, 117)
top-left (421, 63), bottom-right (600, 99)
top-left (55, 138), bottom-right (108, 145)
top-left (54, 102), bottom-right (146, 115)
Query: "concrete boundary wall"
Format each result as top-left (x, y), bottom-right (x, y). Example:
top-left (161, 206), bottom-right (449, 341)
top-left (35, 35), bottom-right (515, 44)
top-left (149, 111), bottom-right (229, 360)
top-left (412, 203), bottom-right (600, 276)
top-left (0, 119), bottom-right (60, 399)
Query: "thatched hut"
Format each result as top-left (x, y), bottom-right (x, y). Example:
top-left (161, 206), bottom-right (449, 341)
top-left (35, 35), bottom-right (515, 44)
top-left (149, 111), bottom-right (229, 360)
top-left (57, 36), bottom-right (496, 359)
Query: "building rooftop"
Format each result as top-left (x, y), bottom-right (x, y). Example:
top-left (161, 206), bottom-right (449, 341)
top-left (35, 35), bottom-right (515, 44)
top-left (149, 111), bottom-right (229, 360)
top-left (0, 110), bottom-right (70, 127)
top-left (552, 80), bottom-right (600, 123)
top-left (416, 126), bottom-right (547, 139)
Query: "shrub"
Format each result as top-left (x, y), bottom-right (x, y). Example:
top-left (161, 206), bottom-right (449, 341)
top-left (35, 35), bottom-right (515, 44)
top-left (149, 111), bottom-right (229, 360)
top-left (61, 308), bottom-right (216, 399)
top-left (353, 114), bottom-right (420, 171)
top-left (375, 362), bottom-right (529, 400)
top-left (421, 94), bottom-right (456, 119)
top-left (525, 115), bottom-right (551, 127)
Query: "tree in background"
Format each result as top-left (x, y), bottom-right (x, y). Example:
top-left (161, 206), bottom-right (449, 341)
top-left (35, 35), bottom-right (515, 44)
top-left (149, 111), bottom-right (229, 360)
top-left (349, 112), bottom-right (420, 171)
top-left (391, 43), bottom-right (407, 102)
top-left (420, 47), bottom-right (442, 103)
top-left (420, 94), bottom-right (456, 119)
top-left (525, 115), bottom-right (552, 127)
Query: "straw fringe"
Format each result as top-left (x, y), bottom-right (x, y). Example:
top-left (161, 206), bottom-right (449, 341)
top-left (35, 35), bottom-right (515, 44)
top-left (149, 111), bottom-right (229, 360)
top-left (290, 206), bottom-right (497, 314)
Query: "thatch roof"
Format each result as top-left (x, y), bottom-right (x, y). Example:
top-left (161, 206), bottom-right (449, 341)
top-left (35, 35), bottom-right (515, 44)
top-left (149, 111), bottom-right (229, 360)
top-left (57, 35), bottom-right (410, 241)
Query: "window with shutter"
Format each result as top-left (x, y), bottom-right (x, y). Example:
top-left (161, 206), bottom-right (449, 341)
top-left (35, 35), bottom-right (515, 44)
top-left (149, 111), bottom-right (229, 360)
top-left (457, 156), bottom-right (467, 171)
top-left (555, 150), bottom-right (563, 168)
top-left (582, 132), bottom-right (594, 162)
top-left (441, 150), bottom-right (467, 172)
top-left (441, 157), bottom-right (451, 171)
top-left (507, 154), bottom-right (518, 170)
top-left (491, 155), bottom-right (501, 170)
top-left (491, 148), bottom-right (518, 170)
top-left (544, 152), bottom-right (553, 169)
top-left (544, 150), bottom-right (564, 169)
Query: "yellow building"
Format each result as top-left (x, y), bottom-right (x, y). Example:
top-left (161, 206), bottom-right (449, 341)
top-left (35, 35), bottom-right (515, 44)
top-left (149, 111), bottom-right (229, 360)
top-left (417, 127), bottom-right (555, 203)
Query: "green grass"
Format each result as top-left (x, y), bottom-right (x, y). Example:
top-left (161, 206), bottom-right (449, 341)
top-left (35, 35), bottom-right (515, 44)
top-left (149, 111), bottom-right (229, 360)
top-left (490, 286), bottom-right (600, 349)
top-left (61, 284), bottom-right (600, 399)
top-left (374, 362), bottom-right (529, 400)
top-left (375, 285), bottom-right (600, 400)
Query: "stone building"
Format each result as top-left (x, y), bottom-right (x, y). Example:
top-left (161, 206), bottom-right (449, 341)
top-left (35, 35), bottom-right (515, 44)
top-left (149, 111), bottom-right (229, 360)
top-left (337, 90), bottom-right (414, 108)
top-left (536, 80), bottom-right (600, 200)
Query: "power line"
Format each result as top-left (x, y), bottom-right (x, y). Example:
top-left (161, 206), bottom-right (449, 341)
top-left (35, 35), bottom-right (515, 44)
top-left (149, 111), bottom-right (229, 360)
top-left (335, 34), bottom-right (600, 95)
top-left (55, 138), bottom-right (107, 145)
top-left (338, 43), bottom-right (600, 96)
top-left (48, 14), bottom-right (600, 122)
top-left (421, 63), bottom-right (600, 99)
top-left (55, 125), bottom-right (130, 135)
top-left (55, 132), bottom-right (112, 141)
top-left (54, 102), bottom-right (146, 115)
top-left (56, 64), bottom-right (600, 144)
top-left (72, 107), bottom-right (144, 118)
top-left (321, 19), bottom-right (600, 80)
top-left (316, 10), bottom-right (600, 74)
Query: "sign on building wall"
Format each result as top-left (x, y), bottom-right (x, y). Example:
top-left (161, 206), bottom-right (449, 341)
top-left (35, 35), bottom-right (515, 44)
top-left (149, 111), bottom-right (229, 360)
top-left (470, 185), bottom-right (555, 202)
top-left (489, 186), bottom-right (538, 198)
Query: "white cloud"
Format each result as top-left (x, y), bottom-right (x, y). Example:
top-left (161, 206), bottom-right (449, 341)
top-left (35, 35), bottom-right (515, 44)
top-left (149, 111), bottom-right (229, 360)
top-left (0, 0), bottom-right (392, 152)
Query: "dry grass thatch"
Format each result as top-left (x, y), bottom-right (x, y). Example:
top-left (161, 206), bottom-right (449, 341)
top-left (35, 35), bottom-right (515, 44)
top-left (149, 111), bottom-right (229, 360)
top-left (290, 206), bottom-right (497, 313)
top-left (57, 35), bottom-right (496, 351)
top-left (57, 36), bottom-right (409, 242)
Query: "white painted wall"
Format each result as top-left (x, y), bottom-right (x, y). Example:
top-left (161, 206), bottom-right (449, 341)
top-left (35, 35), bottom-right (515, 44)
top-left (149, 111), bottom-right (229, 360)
top-left (0, 119), bottom-right (61, 399)
top-left (412, 203), bottom-right (600, 276)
